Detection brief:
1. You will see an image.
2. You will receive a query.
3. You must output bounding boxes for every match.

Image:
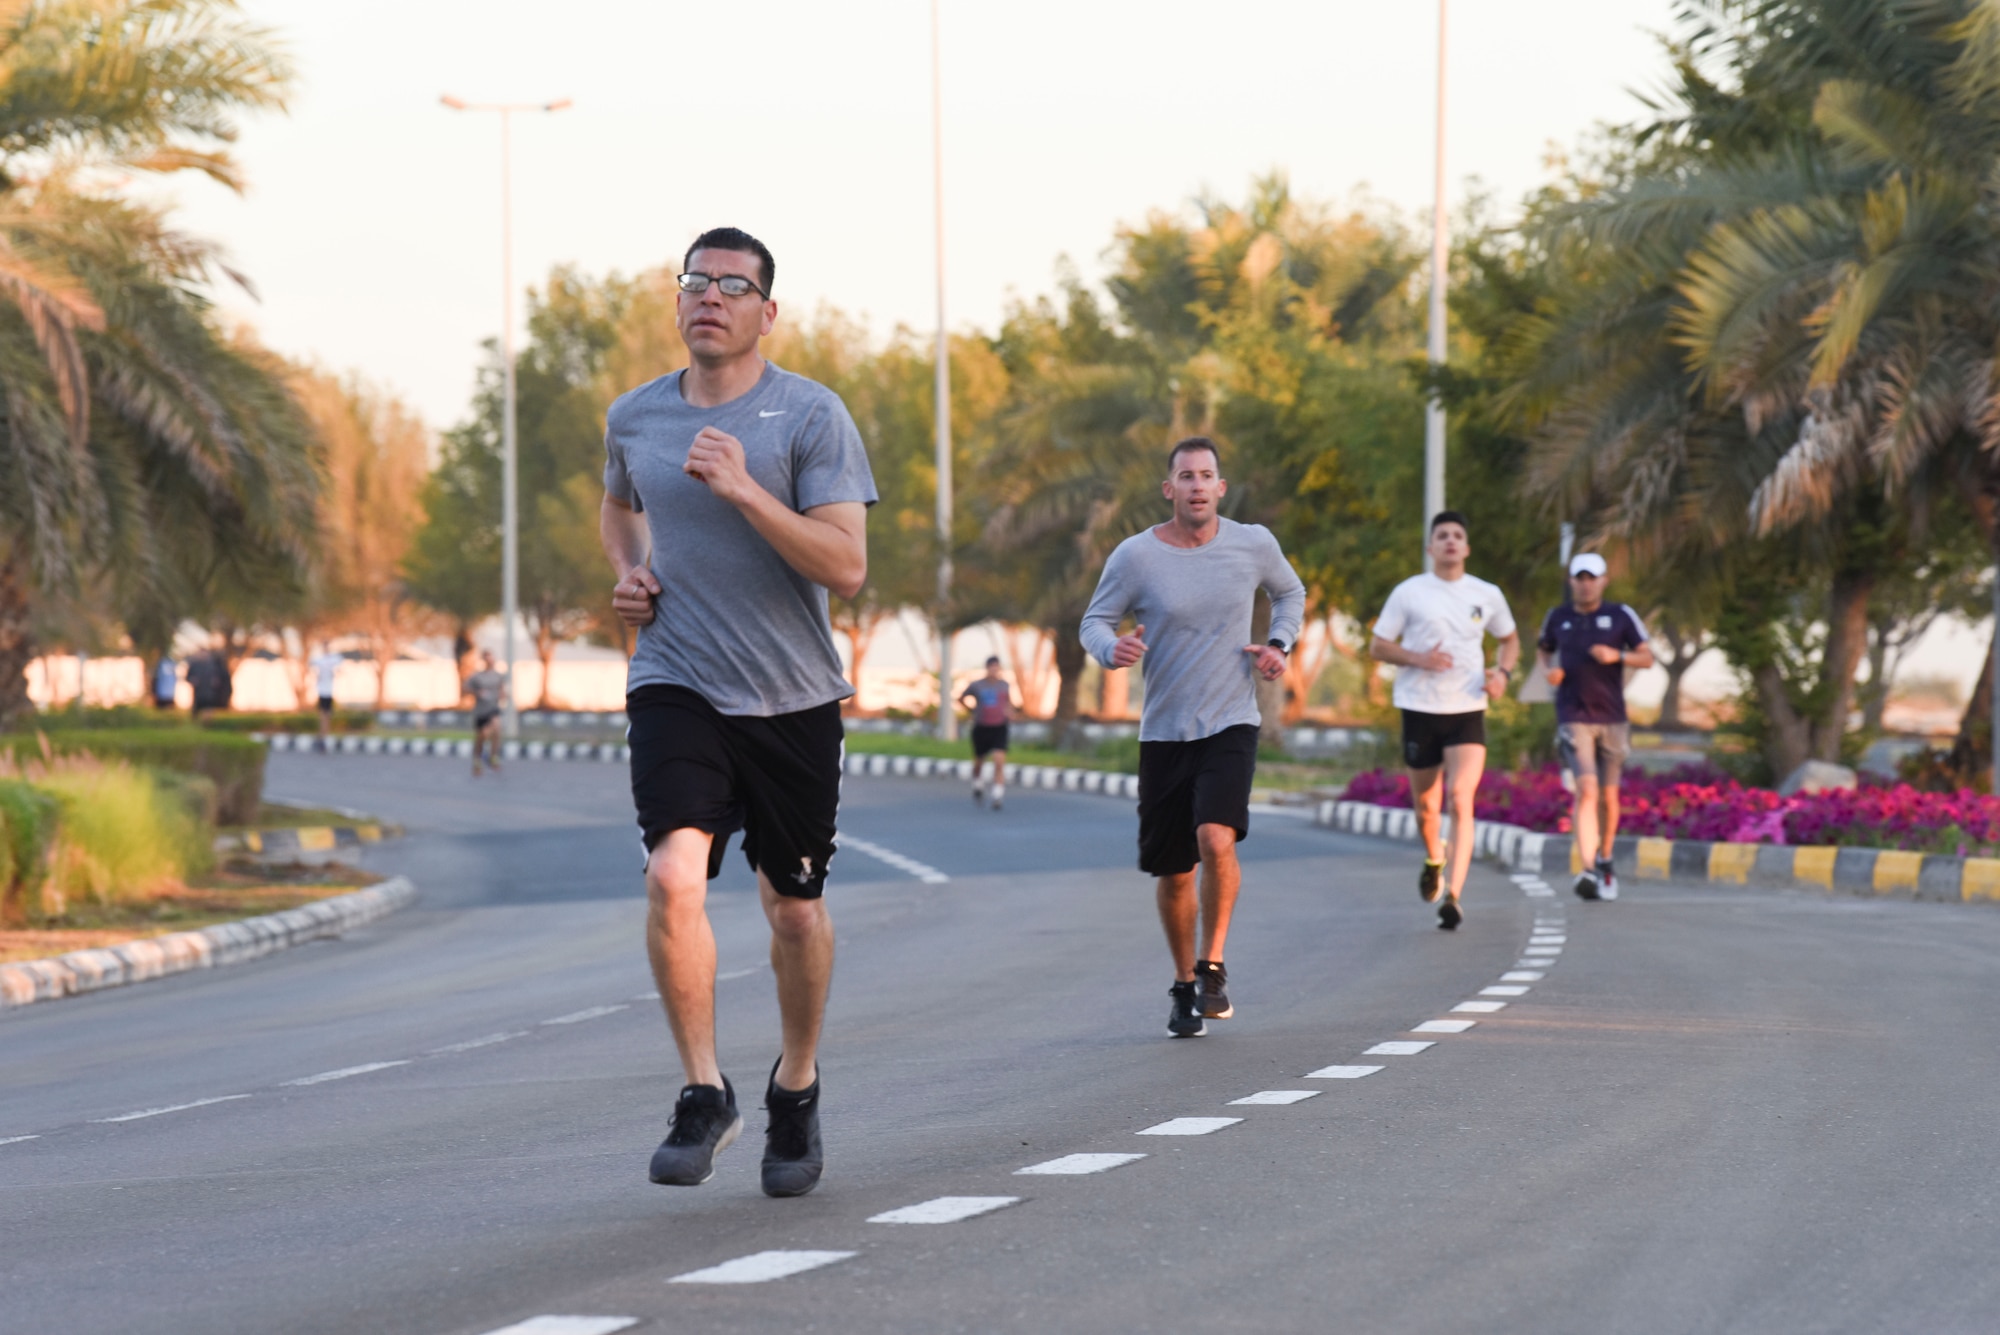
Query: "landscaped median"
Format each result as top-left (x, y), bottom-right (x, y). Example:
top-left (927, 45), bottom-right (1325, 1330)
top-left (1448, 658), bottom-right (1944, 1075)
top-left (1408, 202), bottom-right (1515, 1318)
top-left (0, 876), bottom-right (416, 1009)
top-left (1313, 800), bottom-right (2000, 906)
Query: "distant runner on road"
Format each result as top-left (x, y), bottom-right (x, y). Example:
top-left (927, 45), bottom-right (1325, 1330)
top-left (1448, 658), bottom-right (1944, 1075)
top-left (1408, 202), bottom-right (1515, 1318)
top-left (1537, 552), bottom-right (1653, 902)
top-left (309, 642), bottom-right (343, 752)
top-left (600, 226), bottom-right (876, 1198)
top-left (959, 656), bottom-right (1016, 809)
top-left (1369, 511), bottom-right (1520, 931)
top-left (463, 651), bottom-right (507, 776)
top-left (1081, 435), bottom-right (1305, 1038)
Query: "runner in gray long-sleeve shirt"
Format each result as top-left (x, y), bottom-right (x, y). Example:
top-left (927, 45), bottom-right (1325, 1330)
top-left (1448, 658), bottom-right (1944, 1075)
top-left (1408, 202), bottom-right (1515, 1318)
top-left (1079, 435), bottom-right (1305, 1037)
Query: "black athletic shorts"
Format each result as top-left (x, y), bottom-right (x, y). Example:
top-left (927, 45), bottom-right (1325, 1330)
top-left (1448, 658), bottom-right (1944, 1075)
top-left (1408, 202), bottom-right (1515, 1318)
top-left (970, 723), bottom-right (1009, 757)
top-left (1400, 709), bottom-right (1487, 771)
top-left (317, 695), bottom-right (335, 714)
top-left (474, 708), bottom-right (500, 729)
top-left (1136, 723), bottom-right (1258, 877)
top-left (626, 683), bottom-right (844, 899)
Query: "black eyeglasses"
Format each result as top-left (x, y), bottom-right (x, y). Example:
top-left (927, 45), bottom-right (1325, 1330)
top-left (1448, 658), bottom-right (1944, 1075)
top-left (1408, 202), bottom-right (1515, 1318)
top-left (678, 271), bottom-right (768, 299)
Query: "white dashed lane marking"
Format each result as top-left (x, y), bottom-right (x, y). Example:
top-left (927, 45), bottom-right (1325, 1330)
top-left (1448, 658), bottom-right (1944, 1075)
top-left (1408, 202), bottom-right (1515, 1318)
top-left (669, 1250), bottom-right (857, 1284)
top-left (430, 1032), bottom-right (526, 1055)
top-left (91, 1094), bottom-right (251, 1123)
top-left (1016, 1153), bottom-right (1147, 1175)
top-left (1452, 1000), bottom-right (1507, 1013)
top-left (281, 1061), bottom-right (411, 1087)
top-left (1481, 985), bottom-right (1529, 996)
top-left (1137, 1117), bottom-right (1242, 1136)
top-left (0, 1135), bottom-right (41, 1146)
top-left (1364, 1040), bottom-right (1434, 1056)
top-left (1306, 1064), bottom-right (1384, 1079)
top-left (542, 1005), bottom-right (628, 1026)
top-left (869, 1196), bottom-right (1020, 1224)
top-left (839, 835), bottom-right (950, 884)
top-left (1229, 1090), bottom-right (1320, 1105)
top-left (1502, 971), bottom-right (1545, 982)
top-left (1413, 1019), bottom-right (1476, 1034)
top-left (477, 1319), bottom-right (638, 1335)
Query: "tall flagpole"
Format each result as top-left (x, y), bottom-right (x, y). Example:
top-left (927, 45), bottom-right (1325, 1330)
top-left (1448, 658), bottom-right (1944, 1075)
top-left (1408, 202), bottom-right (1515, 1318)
top-left (1422, 0), bottom-right (1449, 569)
top-left (931, 0), bottom-right (956, 741)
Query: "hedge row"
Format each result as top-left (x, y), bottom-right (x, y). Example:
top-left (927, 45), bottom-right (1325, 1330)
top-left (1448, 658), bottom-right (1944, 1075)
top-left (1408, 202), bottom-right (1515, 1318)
top-left (36, 706), bottom-right (373, 735)
top-left (0, 779), bottom-right (60, 924)
top-left (2, 730), bottom-right (266, 825)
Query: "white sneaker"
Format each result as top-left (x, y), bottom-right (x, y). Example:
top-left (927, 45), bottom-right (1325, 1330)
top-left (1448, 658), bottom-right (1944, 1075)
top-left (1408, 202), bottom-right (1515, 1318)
top-left (1596, 860), bottom-right (1619, 900)
top-left (990, 787), bottom-right (1004, 811)
top-left (973, 781), bottom-right (985, 804)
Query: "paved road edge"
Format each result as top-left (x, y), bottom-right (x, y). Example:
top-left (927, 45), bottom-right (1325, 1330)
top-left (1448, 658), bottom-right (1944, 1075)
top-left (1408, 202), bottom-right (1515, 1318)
top-left (0, 877), bottom-right (418, 1011)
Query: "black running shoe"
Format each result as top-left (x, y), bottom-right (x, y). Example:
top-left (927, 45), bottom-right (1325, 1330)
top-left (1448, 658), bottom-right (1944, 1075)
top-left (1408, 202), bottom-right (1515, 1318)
top-left (1573, 870), bottom-right (1601, 901)
top-left (648, 1078), bottom-right (741, 1186)
top-left (760, 1061), bottom-right (824, 1198)
top-left (1437, 897), bottom-right (1463, 931)
top-left (1194, 959), bottom-right (1233, 1019)
top-left (1419, 860), bottom-right (1444, 904)
top-left (1167, 980), bottom-right (1206, 1037)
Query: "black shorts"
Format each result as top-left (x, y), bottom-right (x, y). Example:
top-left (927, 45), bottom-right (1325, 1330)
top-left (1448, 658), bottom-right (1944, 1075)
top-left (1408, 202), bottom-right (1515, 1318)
top-left (1136, 723), bottom-right (1258, 877)
top-left (971, 723), bottom-right (1009, 758)
top-left (626, 684), bottom-right (844, 899)
top-left (474, 708), bottom-right (500, 729)
top-left (317, 696), bottom-right (335, 715)
top-left (1400, 709), bottom-right (1487, 771)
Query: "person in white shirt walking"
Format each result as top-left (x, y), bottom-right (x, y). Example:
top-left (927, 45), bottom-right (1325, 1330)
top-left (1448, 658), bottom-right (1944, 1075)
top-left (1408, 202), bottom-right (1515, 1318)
top-left (1369, 511), bottom-right (1520, 929)
top-left (308, 642), bottom-right (343, 752)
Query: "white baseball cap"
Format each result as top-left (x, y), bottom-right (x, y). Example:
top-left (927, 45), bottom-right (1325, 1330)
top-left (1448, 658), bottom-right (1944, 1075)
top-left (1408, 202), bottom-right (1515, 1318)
top-left (1569, 552), bottom-right (1608, 577)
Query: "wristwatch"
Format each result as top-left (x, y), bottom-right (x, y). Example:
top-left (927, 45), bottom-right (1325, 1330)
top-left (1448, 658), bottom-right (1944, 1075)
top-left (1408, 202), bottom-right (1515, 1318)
top-left (1266, 639), bottom-right (1290, 656)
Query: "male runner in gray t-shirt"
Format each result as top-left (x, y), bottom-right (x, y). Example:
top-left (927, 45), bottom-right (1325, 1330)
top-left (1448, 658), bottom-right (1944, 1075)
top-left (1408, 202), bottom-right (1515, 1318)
top-left (1080, 436), bottom-right (1305, 1037)
top-left (600, 227), bottom-right (876, 1198)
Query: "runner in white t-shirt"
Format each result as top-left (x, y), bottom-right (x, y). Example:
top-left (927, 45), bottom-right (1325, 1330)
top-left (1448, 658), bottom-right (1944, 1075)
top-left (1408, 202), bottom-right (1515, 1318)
top-left (308, 643), bottom-right (343, 752)
top-left (1369, 511), bottom-right (1520, 929)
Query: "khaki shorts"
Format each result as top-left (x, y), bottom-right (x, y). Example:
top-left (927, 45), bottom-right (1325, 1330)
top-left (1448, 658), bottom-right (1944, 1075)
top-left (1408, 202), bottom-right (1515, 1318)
top-left (1557, 722), bottom-right (1630, 786)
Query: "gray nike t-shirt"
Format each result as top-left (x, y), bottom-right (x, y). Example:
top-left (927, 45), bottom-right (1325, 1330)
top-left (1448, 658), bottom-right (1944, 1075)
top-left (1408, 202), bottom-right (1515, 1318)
top-left (603, 362), bottom-right (877, 717)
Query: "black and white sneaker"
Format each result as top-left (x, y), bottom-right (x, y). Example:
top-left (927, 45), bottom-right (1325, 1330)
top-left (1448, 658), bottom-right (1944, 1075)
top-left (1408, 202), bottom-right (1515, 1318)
top-left (649, 1078), bottom-right (741, 1185)
top-left (1419, 859), bottom-right (1444, 904)
top-left (760, 1061), bottom-right (824, 1198)
top-left (1437, 897), bottom-right (1463, 931)
top-left (973, 781), bottom-right (985, 804)
top-left (1596, 857), bottom-right (1619, 901)
top-left (1167, 980), bottom-right (1206, 1037)
top-left (1194, 959), bottom-right (1233, 1019)
top-left (1573, 870), bottom-right (1601, 901)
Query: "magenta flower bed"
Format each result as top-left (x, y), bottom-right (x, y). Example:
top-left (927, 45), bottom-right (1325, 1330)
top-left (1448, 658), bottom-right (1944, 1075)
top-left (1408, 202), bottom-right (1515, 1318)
top-left (1339, 763), bottom-right (2000, 856)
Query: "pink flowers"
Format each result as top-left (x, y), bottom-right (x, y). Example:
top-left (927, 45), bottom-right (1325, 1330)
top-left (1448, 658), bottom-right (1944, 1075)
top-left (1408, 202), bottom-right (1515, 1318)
top-left (1338, 763), bottom-right (2000, 855)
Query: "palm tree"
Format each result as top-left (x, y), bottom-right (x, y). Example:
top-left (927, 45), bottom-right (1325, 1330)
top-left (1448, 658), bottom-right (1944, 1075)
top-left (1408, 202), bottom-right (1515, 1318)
top-left (0, 1), bottom-right (315, 726)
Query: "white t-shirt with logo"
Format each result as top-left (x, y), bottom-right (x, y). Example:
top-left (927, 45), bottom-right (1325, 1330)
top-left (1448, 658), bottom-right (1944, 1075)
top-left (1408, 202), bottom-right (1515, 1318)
top-left (1374, 572), bottom-right (1517, 715)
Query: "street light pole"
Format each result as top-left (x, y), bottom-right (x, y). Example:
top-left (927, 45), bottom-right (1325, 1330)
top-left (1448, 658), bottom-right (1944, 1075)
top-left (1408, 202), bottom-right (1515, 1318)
top-left (930, 0), bottom-right (957, 742)
top-left (1422, 0), bottom-right (1449, 569)
top-left (442, 94), bottom-right (570, 741)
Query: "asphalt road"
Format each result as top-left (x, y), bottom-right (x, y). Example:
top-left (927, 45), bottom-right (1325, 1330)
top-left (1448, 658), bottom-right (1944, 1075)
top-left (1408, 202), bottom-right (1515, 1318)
top-left (4, 752), bottom-right (1997, 1334)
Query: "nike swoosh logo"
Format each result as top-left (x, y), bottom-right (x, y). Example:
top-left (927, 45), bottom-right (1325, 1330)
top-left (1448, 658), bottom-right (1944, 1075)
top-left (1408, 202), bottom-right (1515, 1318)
top-left (759, 410), bottom-right (786, 417)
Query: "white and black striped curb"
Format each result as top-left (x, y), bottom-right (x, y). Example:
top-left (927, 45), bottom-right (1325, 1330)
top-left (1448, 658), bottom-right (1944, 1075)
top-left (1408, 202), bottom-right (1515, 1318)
top-left (1314, 800), bottom-right (1551, 872)
top-left (841, 751), bottom-right (1143, 799)
top-left (0, 877), bottom-right (417, 1011)
top-left (257, 732), bottom-right (631, 762)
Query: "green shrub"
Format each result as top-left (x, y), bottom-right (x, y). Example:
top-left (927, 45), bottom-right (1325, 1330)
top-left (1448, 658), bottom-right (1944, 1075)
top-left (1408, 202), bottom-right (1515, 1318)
top-left (2, 730), bottom-right (266, 824)
top-left (32, 704), bottom-right (186, 730)
top-left (22, 758), bottom-right (205, 914)
top-left (0, 779), bottom-right (61, 924)
top-left (200, 709), bottom-right (374, 735)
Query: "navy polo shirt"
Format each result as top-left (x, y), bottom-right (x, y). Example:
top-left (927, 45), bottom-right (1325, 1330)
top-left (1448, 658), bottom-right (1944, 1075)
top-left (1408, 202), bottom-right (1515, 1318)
top-left (1537, 601), bottom-right (1648, 724)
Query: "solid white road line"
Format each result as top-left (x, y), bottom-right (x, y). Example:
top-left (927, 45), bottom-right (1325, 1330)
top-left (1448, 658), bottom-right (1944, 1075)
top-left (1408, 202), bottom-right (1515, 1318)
top-left (1480, 985), bottom-right (1530, 996)
top-left (1306, 1064), bottom-right (1385, 1079)
top-left (838, 835), bottom-right (950, 884)
top-left (1138, 1117), bottom-right (1242, 1136)
top-left (476, 1318), bottom-right (639, 1335)
top-left (669, 1250), bottom-right (857, 1284)
top-left (0, 1135), bottom-right (42, 1146)
top-left (1229, 1090), bottom-right (1321, 1105)
top-left (1413, 1019), bottom-right (1477, 1033)
top-left (542, 1005), bottom-right (628, 1026)
top-left (869, 1196), bottom-right (1020, 1224)
top-left (1364, 1041), bottom-right (1434, 1056)
top-left (281, 1061), bottom-right (412, 1087)
top-left (1016, 1153), bottom-right (1148, 1175)
top-left (91, 1094), bottom-right (251, 1123)
top-left (1452, 1000), bottom-right (1508, 1013)
top-left (1502, 971), bottom-right (1545, 982)
top-left (430, 1032), bottom-right (527, 1055)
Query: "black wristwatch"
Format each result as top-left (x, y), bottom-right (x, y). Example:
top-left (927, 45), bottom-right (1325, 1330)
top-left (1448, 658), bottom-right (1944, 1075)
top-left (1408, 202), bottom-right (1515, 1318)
top-left (1267, 639), bottom-right (1289, 656)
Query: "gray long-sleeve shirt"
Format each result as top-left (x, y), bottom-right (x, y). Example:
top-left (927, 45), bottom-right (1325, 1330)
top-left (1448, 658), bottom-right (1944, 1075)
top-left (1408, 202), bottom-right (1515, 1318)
top-left (1079, 518), bottom-right (1307, 742)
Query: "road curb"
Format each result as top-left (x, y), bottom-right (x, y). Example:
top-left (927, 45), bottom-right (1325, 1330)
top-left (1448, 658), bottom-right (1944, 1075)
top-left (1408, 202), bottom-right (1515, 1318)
top-left (1312, 800), bottom-right (2000, 907)
top-left (215, 823), bottom-right (402, 856)
top-left (255, 732), bottom-right (631, 763)
top-left (841, 751), bottom-right (1142, 798)
top-left (0, 877), bottom-right (418, 1011)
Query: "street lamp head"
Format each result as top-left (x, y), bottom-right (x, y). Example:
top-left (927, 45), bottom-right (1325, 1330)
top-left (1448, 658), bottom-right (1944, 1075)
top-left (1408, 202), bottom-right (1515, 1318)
top-left (440, 94), bottom-right (468, 110)
top-left (545, 98), bottom-right (573, 112)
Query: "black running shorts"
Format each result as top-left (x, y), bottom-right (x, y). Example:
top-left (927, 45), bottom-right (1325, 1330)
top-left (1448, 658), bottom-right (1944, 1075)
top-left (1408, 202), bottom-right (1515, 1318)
top-left (1136, 723), bottom-right (1259, 877)
top-left (1400, 709), bottom-right (1487, 771)
top-left (626, 684), bottom-right (844, 899)
top-left (970, 723), bottom-right (1009, 758)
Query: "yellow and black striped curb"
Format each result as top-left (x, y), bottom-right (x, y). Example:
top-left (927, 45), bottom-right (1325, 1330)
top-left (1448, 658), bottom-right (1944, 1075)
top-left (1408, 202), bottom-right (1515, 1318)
top-left (0, 877), bottom-right (418, 1010)
top-left (1316, 800), bottom-right (2000, 907)
top-left (214, 823), bottom-right (401, 856)
top-left (841, 750), bottom-right (1141, 797)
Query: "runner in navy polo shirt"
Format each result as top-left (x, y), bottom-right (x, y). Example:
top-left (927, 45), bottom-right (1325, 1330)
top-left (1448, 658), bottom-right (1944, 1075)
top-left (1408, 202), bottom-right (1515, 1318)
top-left (1535, 552), bottom-right (1654, 901)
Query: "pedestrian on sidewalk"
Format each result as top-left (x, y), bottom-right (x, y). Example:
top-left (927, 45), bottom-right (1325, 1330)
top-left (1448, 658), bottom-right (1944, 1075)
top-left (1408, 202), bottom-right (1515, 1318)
top-left (187, 634), bottom-right (233, 721)
top-left (1080, 435), bottom-right (1305, 1038)
top-left (1536, 552), bottom-right (1653, 901)
top-left (600, 227), bottom-right (875, 1197)
top-left (151, 653), bottom-right (179, 710)
top-left (1369, 512), bottom-right (1520, 930)
top-left (960, 656), bottom-right (1017, 809)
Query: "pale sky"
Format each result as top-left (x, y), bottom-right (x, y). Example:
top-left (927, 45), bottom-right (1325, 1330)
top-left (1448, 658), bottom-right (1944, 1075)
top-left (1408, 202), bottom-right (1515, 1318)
top-left (166, 0), bottom-right (1685, 429)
